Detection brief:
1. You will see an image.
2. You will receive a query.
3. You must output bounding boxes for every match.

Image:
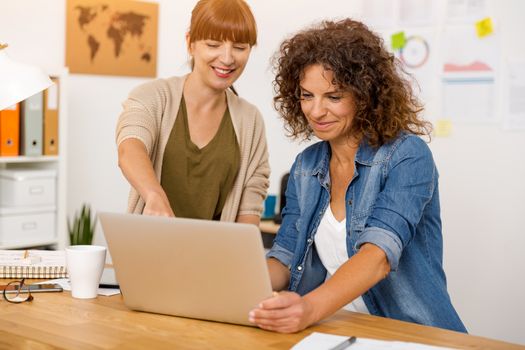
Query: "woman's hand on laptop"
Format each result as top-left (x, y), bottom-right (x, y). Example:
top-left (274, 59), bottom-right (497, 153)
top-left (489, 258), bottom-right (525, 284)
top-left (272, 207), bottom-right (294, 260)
top-left (143, 191), bottom-right (175, 217)
top-left (248, 291), bottom-right (316, 333)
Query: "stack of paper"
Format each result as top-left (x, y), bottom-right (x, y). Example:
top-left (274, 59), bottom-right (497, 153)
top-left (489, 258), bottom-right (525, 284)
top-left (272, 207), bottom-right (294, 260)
top-left (292, 332), bottom-right (456, 350)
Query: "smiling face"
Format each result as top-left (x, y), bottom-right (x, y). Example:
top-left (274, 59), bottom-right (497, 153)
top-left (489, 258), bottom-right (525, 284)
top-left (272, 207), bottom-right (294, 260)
top-left (299, 64), bottom-right (357, 145)
top-left (188, 38), bottom-right (251, 92)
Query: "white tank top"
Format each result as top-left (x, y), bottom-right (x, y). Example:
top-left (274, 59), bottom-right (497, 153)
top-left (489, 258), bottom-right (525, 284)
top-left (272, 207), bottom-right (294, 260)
top-left (314, 205), bottom-right (370, 314)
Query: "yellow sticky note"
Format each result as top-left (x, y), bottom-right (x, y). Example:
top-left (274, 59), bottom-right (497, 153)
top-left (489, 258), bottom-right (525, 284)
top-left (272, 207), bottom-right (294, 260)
top-left (391, 31), bottom-right (406, 50)
top-left (476, 17), bottom-right (493, 38)
top-left (435, 119), bottom-right (452, 137)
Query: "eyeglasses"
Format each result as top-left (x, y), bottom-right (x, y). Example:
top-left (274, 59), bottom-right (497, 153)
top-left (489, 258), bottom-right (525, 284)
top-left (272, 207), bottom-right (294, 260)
top-left (2, 279), bottom-right (34, 304)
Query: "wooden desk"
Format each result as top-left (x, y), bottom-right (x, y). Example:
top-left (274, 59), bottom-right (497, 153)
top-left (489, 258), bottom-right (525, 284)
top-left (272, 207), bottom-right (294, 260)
top-left (0, 289), bottom-right (522, 349)
top-left (259, 220), bottom-right (279, 235)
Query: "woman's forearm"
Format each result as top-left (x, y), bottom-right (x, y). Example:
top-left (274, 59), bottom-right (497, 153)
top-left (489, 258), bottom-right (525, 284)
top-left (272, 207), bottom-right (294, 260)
top-left (118, 138), bottom-right (174, 217)
top-left (304, 243), bottom-right (390, 323)
top-left (236, 214), bottom-right (260, 225)
top-left (118, 138), bottom-right (164, 200)
top-left (267, 257), bottom-right (290, 291)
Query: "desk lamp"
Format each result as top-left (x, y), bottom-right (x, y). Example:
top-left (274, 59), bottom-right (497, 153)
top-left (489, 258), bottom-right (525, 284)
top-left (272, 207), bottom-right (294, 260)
top-left (0, 43), bottom-right (53, 110)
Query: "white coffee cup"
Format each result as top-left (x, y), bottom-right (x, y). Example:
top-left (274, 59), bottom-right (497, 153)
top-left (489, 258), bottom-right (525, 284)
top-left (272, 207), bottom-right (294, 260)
top-left (66, 245), bottom-right (107, 299)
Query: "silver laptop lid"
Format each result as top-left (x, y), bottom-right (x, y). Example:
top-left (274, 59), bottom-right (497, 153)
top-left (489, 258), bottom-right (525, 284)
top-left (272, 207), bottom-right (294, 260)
top-left (99, 212), bottom-right (273, 326)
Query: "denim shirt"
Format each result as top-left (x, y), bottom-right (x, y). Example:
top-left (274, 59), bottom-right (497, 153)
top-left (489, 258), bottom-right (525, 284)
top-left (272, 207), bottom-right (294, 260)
top-left (267, 134), bottom-right (467, 332)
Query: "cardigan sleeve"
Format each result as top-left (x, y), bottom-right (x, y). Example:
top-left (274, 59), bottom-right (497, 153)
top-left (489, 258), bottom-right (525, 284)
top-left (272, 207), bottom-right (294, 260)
top-left (115, 80), bottom-right (166, 156)
top-left (236, 108), bottom-right (270, 217)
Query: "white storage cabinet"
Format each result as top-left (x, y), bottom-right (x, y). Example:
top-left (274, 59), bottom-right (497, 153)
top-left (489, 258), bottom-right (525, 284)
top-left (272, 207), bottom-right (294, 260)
top-left (0, 68), bottom-right (68, 249)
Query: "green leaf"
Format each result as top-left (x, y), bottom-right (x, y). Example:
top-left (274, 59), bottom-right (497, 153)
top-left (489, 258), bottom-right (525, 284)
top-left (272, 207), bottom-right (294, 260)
top-left (67, 203), bottom-right (96, 245)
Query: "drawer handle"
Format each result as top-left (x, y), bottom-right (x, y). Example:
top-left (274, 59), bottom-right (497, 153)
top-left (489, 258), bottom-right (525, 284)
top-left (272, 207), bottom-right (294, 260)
top-left (22, 222), bottom-right (37, 230)
top-left (29, 186), bottom-right (44, 194)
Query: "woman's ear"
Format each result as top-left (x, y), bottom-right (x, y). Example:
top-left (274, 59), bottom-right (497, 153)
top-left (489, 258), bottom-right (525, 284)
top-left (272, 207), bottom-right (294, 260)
top-left (186, 32), bottom-right (192, 55)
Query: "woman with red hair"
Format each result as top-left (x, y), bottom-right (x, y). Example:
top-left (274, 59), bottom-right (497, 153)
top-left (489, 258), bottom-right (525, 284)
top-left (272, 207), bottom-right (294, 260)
top-left (116, 0), bottom-right (269, 225)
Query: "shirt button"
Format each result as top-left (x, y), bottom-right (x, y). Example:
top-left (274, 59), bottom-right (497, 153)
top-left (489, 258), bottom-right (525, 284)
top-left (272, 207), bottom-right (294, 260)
top-left (307, 238), bottom-right (313, 244)
top-left (347, 200), bottom-right (353, 205)
top-left (297, 266), bottom-right (303, 271)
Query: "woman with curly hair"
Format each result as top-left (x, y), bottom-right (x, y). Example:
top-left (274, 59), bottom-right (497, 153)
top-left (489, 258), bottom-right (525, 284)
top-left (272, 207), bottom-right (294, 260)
top-left (249, 19), bottom-right (466, 333)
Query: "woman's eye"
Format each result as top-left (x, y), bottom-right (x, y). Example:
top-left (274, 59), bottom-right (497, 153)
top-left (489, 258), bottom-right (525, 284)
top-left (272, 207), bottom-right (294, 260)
top-left (328, 95), bottom-right (342, 101)
top-left (206, 42), bottom-right (220, 48)
top-left (232, 42), bottom-right (249, 50)
top-left (300, 93), bottom-right (313, 100)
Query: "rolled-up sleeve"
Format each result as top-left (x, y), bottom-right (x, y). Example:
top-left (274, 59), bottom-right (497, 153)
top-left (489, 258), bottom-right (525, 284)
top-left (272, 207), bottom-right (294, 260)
top-left (116, 82), bottom-right (163, 156)
top-left (355, 227), bottom-right (403, 270)
top-left (266, 159), bottom-right (300, 268)
top-left (356, 136), bottom-right (437, 271)
top-left (266, 243), bottom-right (294, 269)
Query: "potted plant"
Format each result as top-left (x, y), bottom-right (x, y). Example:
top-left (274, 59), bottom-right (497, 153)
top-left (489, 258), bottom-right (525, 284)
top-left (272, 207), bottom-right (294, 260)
top-left (68, 203), bottom-right (96, 245)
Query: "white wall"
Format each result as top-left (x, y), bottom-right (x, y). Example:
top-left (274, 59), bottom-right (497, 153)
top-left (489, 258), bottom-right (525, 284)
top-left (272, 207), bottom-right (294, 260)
top-left (1, 0), bottom-right (524, 345)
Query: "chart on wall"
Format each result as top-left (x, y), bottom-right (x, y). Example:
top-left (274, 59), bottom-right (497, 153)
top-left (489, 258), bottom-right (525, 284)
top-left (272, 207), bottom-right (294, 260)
top-left (378, 26), bottom-right (438, 121)
top-left (441, 24), bottom-right (499, 123)
top-left (396, 29), bottom-right (437, 115)
top-left (65, 0), bottom-right (158, 77)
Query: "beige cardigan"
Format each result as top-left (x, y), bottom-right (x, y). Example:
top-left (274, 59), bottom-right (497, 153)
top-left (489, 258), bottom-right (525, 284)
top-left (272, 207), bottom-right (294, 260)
top-left (116, 75), bottom-right (270, 221)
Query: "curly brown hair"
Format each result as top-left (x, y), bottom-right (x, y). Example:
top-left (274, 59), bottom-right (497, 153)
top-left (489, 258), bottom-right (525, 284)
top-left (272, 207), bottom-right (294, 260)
top-left (273, 19), bottom-right (431, 147)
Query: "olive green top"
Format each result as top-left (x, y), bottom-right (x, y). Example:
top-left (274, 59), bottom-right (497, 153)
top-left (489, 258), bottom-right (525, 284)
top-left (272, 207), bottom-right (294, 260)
top-left (117, 75), bottom-right (270, 221)
top-left (160, 96), bottom-right (240, 220)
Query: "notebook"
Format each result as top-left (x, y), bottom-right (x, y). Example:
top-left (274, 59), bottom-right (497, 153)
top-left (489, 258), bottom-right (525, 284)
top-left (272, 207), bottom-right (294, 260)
top-left (0, 250), bottom-right (67, 278)
top-left (292, 332), bottom-right (456, 350)
top-left (99, 212), bottom-right (273, 326)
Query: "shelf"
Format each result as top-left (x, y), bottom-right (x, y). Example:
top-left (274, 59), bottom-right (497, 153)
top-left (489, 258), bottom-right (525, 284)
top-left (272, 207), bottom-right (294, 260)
top-left (0, 239), bottom-right (59, 250)
top-left (0, 67), bottom-right (68, 250)
top-left (0, 156), bottom-right (59, 164)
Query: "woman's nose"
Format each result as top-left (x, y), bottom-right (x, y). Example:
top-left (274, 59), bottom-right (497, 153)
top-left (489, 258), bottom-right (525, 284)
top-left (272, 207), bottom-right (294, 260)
top-left (308, 99), bottom-right (327, 119)
top-left (219, 45), bottom-right (234, 66)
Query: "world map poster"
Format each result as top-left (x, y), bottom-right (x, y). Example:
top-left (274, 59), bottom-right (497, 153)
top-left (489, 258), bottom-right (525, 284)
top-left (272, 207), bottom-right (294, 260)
top-left (66, 0), bottom-right (158, 77)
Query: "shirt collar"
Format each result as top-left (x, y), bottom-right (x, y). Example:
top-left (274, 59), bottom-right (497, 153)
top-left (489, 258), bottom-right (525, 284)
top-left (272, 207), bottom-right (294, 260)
top-left (355, 139), bottom-right (378, 166)
top-left (312, 142), bottom-right (330, 177)
top-left (313, 139), bottom-right (378, 170)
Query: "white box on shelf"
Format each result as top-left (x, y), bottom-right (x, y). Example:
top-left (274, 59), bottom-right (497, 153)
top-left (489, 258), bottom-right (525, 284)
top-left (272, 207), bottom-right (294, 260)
top-left (0, 206), bottom-right (56, 245)
top-left (0, 169), bottom-right (57, 207)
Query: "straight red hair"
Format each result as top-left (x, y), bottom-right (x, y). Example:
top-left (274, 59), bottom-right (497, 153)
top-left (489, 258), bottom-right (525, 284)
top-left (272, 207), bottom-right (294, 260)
top-left (189, 0), bottom-right (257, 46)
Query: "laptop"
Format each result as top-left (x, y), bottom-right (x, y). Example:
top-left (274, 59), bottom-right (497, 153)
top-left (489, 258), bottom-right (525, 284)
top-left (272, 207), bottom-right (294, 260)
top-left (99, 212), bottom-right (273, 326)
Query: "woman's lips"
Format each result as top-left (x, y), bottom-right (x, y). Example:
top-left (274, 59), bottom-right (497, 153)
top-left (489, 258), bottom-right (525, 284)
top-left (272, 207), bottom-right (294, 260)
top-left (212, 66), bottom-right (235, 78)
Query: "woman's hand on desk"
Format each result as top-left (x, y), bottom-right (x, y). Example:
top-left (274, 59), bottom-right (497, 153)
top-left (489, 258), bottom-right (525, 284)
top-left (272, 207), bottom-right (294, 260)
top-left (143, 191), bottom-right (175, 217)
top-left (249, 291), bottom-right (316, 333)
